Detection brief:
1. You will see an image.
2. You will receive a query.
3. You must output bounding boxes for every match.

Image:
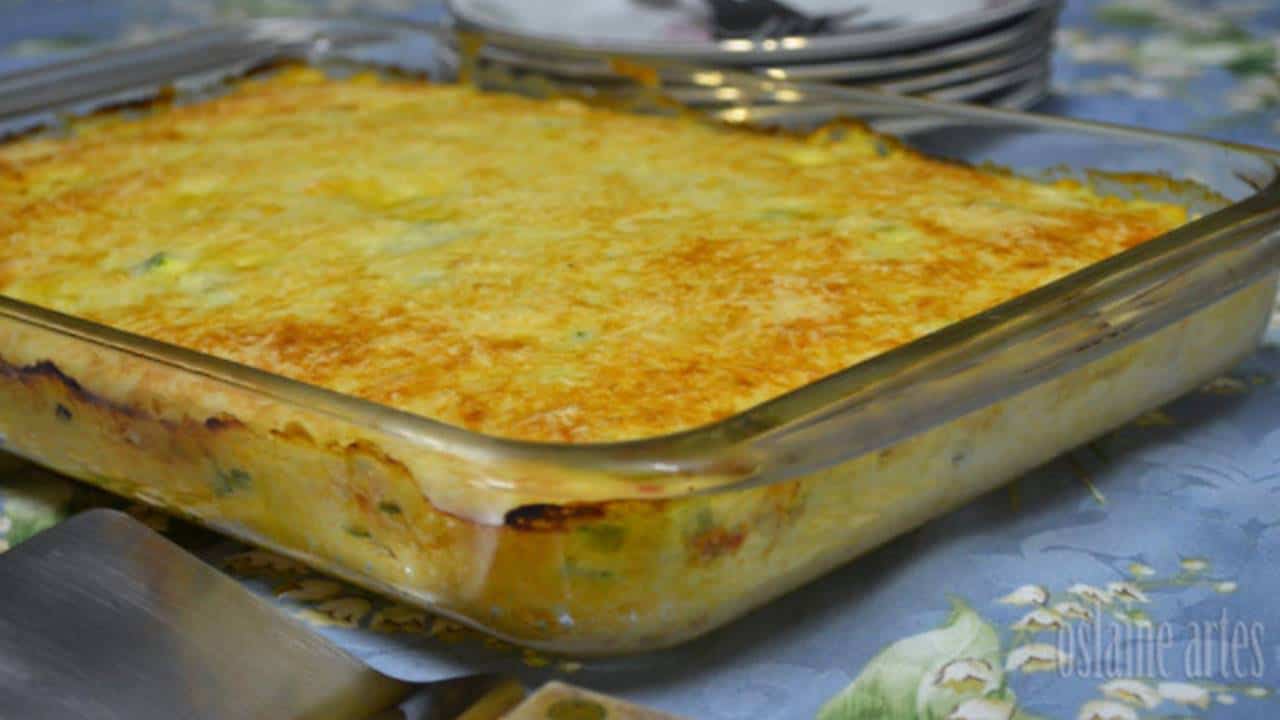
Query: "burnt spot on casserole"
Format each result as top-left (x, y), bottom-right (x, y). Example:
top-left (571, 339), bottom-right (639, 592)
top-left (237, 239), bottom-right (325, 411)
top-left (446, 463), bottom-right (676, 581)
top-left (205, 413), bottom-right (245, 431)
top-left (505, 503), bottom-right (607, 531)
top-left (13, 359), bottom-right (144, 420)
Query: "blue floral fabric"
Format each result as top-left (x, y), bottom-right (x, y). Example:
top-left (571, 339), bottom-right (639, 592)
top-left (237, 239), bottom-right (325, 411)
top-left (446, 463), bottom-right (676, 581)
top-left (1, 2), bottom-right (1279, 718)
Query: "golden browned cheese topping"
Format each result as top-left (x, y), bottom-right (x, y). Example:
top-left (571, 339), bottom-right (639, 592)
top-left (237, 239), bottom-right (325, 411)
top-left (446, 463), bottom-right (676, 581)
top-left (0, 68), bottom-right (1186, 442)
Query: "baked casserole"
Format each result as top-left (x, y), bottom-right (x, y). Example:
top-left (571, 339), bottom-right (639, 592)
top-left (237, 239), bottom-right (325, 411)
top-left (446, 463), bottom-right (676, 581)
top-left (0, 66), bottom-right (1270, 652)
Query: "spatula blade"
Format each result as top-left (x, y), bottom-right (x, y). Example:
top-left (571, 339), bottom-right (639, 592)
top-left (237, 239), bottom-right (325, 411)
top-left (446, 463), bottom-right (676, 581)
top-left (0, 509), bottom-right (409, 720)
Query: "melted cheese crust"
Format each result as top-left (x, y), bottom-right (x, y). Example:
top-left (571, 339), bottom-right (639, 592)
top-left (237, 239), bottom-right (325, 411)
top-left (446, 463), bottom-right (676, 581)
top-left (0, 68), bottom-right (1186, 442)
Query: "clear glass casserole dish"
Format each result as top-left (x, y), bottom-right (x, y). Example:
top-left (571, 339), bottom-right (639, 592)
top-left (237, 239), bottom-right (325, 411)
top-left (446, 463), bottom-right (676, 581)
top-left (1, 18), bottom-right (1278, 655)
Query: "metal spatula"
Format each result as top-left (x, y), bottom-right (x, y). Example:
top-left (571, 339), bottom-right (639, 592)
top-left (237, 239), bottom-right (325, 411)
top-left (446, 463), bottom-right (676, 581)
top-left (0, 509), bottom-right (498, 720)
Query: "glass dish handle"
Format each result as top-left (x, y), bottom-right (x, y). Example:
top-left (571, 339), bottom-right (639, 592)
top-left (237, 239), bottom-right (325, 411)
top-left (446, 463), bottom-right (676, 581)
top-left (0, 19), bottom-right (408, 131)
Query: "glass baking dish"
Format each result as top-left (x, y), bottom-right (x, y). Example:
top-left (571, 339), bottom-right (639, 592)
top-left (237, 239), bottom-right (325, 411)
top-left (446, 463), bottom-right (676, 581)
top-left (1, 18), bottom-right (1278, 656)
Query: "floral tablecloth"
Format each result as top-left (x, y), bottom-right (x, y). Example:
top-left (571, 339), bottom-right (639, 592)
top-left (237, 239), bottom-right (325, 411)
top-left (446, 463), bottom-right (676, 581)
top-left (2, 1), bottom-right (1279, 719)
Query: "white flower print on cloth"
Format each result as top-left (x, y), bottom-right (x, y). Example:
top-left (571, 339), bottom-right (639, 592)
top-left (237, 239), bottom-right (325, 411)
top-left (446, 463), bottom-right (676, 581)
top-left (821, 557), bottom-right (1276, 719)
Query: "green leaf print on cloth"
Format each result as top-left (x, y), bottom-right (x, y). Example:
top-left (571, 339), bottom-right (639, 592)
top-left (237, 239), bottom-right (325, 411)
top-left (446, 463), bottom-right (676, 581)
top-left (817, 599), bottom-right (1006, 720)
top-left (819, 556), bottom-right (1279, 720)
top-left (0, 461), bottom-right (80, 548)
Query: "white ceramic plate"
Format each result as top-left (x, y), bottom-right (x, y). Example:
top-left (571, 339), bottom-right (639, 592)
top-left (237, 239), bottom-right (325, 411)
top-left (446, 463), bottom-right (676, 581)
top-left (922, 53), bottom-right (1047, 102)
top-left (987, 71), bottom-right (1049, 109)
top-left (762, 2), bottom-right (1056, 81)
top-left (455, 2), bottom-right (1054, 85)
top-left (702, 68), bottom-right (1048, 132)
top-left (652, 45), bottom-right (1046, 106)
top-left (462, 4), bottom-right (1054, 84)
top-left (448, 0), bottom-right (1058, 65)
top-left (866, 41), bottom-right (1047, 94)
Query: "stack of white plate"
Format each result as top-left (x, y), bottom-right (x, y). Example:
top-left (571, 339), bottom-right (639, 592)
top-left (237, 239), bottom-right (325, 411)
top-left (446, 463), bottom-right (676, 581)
top-left (448, 0), bottom-right (1061, 109)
